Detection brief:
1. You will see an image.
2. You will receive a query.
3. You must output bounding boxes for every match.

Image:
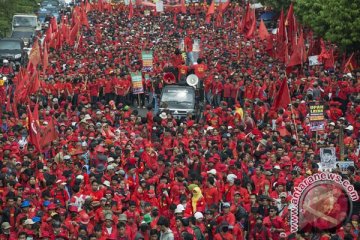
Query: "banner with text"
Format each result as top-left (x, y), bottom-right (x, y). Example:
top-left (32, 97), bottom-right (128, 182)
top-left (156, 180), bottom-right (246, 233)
top-left (309, 102), bottom-right (324, 131)
top-left (142, 51), bottom-right (153, 72)
top-left (131, 72), bottom-right (144, 94)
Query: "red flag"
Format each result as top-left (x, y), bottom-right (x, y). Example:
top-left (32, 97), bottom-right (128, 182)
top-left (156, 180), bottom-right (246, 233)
top-left (50, 17), bottom-right (57, 33)
top-left (272, 78), bottom-right (291, 110)
top-left (128, 0), bottom-right (134, 20)
top-left (97, 0), bottom-right (104, 11)
top-left (258, 19), bottom-right (269, 40)
top-left (240, 4), bottom-right (250, 33)
top-left (344, 53), bottom-right (358, 73)
top-left (81, 7), bottom-right (90, 28)
top-left (277, 10), bottom-right (286, 43)
top-left (32, 102), bottom-right (39, 122)
top-left (324, 48), bottom-right (335, 70)
top-left (287, 31), bottom-right (306, 67)
top-left (28, 40), bottom-right (41, 69)
top-left (69, 23), bottom-right (80, 46)
top-left (44, 24), bottom-right (52, 44)
top-left (181, 0), bottom-right (186, 14)
top-left (39, 117), bottom-right (58, 149)
top-left (27, 106), bottom-right (41, 152)
top-left (28, 69), bottom-right (40, 95)
top-left (43, 42), bottom-right (48, 74)
top-left (245, 8), bottom-right (256, 38)
top-left (205, 0), bottom-right (215, 24)
top-left (85, 0), bottom-right (92, 12)
top-left (285, 3), bottom-right (296, 51)
top-left (275, 10), bottom-right (286, 62)
top-left (219, 0), bottom-right (230, 12)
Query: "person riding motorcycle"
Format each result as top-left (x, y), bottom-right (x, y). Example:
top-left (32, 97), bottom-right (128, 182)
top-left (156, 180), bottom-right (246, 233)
top-left (0, 60), bottom-right (14, 75)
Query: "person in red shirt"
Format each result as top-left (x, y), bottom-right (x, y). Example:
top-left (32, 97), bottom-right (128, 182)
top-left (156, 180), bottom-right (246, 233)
top-left (184, 33), bottom-right (194, 65)
top-left (263, 206), bottom-right (285, 240)
top-left (249, 216), bottom-right (272, 240)
top-left (203, 176), bottom-right (219, 208)
top-left (214, 223), bottom-right (234, 240)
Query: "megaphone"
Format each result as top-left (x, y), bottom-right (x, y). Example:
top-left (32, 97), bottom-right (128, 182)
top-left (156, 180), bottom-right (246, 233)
top-left (186, 74), bottom-right (198, 87)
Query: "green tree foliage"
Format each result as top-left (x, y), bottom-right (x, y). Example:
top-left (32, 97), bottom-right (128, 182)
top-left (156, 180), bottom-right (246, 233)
top-left (0, 0), bottom-right (41, 37)
top-left (259, 0), bottom-right (360, 52)
top-left (295, 0), bottom-right (360, 52)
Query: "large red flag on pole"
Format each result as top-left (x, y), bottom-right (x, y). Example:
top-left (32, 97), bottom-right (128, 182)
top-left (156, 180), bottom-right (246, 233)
top-left (180, 0), bottom-right (186, 14)
top-left (344, 53), bottom-right (358, 73)
top-left (272, 78), bottom-right (291, 110)
top-left (258, 19), bottom-right (270, 40)
top-left (43, 42), bottom-right (48, 74)
top-left (245, 8), bottom-right (256, 38)
top-left (27, 106), bottom-right (41, 152)
top-left (205, 0), bottom-right (215, 24)
top-left (39, 117), bottom-right (58, 149)
top-left (128, 0), bottom-right (134, 20)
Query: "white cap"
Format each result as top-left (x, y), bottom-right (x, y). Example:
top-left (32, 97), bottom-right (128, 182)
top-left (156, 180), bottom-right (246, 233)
top-left (43, 121), bottom-right (48, 125)
top-left (329, 122), bottom-right (335, 126)
top-left (194, 212), bottom-right (204, 220)
top-left (207, 169), bottom-right (216, 175)
top-left (103, 180), bottom-right (111, 187)
top-left (24, 219), bottom-right (35, 225)
top-left (81, 142), bottom-right (88, 147)
top-left (107, 165), bottom-right (115, 171)
top-left (226, 174), bottom-right (237, 183)
top-left (107, 157), bottom-right (115, 163)
top-left (76, 175), bottom-right (84, 180)
top-left (345, 125), bottom-right (354, 131)
top-left (3, 59), bottom-right (9, 64)
top-left (175, 204), bottom-right (185, 213)
top-left (273, 165), bottom-right (281, 170)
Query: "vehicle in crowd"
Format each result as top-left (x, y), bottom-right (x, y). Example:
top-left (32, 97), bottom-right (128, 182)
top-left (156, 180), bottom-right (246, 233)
top-left (12, 14), bottom-right (41, 47)
top-left (37, 6), bottom-right (61, 27)
top-left (0, 38), bottom-right (26, 70)
top-left (160, 83), bottom-right (200, 121)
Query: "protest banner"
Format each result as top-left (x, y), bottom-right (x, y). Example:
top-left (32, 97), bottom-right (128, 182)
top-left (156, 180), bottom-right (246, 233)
top-left (309, 102), bottom-right (325, 131)
top-left (320, 147), bottom-right (337, 171)
top-left (309, 55), bottom-right (321, 66)
top-left (156, 1), bottom-right (164, 12)
top-left (141, 51), bottom-right (153, 72)
top-left (131, 72), bottom-right (144, 94)
top-left (336, 161), bottom-right (355, 172)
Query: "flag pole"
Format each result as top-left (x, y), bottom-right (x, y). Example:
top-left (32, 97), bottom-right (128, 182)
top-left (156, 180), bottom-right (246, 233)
top-left (285, 73), bottom-right (299, 145)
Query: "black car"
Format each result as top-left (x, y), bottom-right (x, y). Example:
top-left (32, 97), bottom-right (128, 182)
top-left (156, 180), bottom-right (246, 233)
top-left (11, 29), bottom-right (35, 47)
top-left (0, 38), bottom-right (27, 69)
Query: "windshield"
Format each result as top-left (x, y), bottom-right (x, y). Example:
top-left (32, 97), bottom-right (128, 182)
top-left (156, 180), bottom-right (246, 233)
top-left (0, 41), bottom-right (21, 50)
top-left (161, 88), bottom-right (195, 107)
top-left (13, 16), bottom-right (37, 28)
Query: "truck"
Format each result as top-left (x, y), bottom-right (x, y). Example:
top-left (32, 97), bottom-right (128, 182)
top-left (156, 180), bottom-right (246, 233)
top-left (159, 85), bottom-right (200, 120)
top-left (11, 14), bottom-right (41, 47)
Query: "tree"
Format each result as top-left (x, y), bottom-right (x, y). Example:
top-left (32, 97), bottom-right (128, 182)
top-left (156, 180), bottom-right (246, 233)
top-left (0, 0), bottom-right (41, 37)
top-left (295, 0), bottom-right (360, 52)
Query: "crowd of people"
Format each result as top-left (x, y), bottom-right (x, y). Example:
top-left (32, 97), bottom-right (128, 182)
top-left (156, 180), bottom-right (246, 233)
top-left (0, 1), bottom-right (359, 240)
